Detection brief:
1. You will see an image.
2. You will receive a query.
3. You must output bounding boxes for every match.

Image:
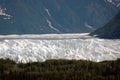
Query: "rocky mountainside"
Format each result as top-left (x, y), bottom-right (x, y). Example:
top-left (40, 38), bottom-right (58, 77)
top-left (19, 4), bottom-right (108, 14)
top-left (0, 0), bottom-right (119, 34)
top-left (90, 11), bottom-right (120, 39)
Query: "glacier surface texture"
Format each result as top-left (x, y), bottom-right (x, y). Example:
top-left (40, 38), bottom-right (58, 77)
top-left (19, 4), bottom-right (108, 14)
top-left (0, 33), bottom-right (120, 63)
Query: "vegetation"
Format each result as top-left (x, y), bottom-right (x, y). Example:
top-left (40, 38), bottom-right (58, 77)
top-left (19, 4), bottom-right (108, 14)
top-left (0, 59), bottom-right (120, 80)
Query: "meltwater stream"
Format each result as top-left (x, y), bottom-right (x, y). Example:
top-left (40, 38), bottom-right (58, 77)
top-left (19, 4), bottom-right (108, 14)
top-left (0, 33), bottom-right (120, 63)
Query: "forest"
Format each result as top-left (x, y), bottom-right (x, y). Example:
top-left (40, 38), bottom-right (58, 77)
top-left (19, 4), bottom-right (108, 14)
top-left (0, 58), bottom-right (120, 80)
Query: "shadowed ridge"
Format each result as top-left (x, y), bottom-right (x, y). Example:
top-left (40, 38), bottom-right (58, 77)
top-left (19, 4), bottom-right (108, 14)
top-left (90, 11), bottom-right (120, 39)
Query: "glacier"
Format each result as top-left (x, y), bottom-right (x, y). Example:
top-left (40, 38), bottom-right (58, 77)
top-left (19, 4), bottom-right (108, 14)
top-left (0, 33), bottom-right (120, 63)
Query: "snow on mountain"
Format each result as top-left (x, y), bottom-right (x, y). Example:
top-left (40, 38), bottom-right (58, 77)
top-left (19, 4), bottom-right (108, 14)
top-left (45, 8), bottom-right (51, 17)
top-left (105, 0), bottom-right (120, 7)
top-left (0, 0), bottom-right (119, 34)
top-left (106, 0), bottom-right (114, 4)
top-left (46, 19), bottom-right (60, 33)
top-left (0, 6), bottom-right (12, 19)
top-left (0, 33), bottom-right (120, 63)
top-left (85, 23), bottom-right (94, 30)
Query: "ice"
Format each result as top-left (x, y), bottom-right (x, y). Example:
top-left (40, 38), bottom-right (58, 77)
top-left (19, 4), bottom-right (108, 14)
top-left (0, 33), bottom-right (120, 63)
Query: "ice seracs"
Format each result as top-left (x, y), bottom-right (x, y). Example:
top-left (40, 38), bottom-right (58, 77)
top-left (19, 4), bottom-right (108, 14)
top-left (0, 33), bottom-right (120, 63)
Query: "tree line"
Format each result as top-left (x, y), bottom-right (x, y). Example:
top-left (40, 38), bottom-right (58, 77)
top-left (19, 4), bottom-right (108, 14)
top-left (0, 58), bottom-right (120, 80)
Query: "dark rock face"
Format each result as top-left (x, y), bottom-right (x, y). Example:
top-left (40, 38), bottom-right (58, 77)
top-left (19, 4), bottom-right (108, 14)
top-left (90, 11), bottom-right (120, 39)
top-left (0, 0), bottom-right (119, 34)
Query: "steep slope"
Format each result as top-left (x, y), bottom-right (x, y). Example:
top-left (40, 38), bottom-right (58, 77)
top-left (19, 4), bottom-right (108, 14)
top-left (0, 0), bottom-right (119, 34)
top-left (90, 11), bottom-right (120, 39)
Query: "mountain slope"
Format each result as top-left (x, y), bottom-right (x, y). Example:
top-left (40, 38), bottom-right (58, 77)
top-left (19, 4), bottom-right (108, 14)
top-left (0, 0), bottom-right (119, 34)
top-left (90, 11), bottom-right (120, 39)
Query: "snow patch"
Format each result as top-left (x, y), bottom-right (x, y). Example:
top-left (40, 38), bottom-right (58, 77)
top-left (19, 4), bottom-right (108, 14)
top-left (46, 19), bottom-right (60, 32)
top-left (45, 8), bottom-right (51, 16)
top-left (85, 23), bottom-right (94, 30)
top-left (106, 0), bottom-right (115, 5)
top-left (0, 6), bottom-right (12, 19)
top-left (107, 0), bottom-right (113, 3)
top-left (117, 3), bottom-right (120, 7)
top-left (105, 0), bottom-right (120, 7)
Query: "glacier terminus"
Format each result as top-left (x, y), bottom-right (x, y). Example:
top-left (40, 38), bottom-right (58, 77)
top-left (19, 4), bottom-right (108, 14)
top-left (0, 33), bottom-right (120, 63)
